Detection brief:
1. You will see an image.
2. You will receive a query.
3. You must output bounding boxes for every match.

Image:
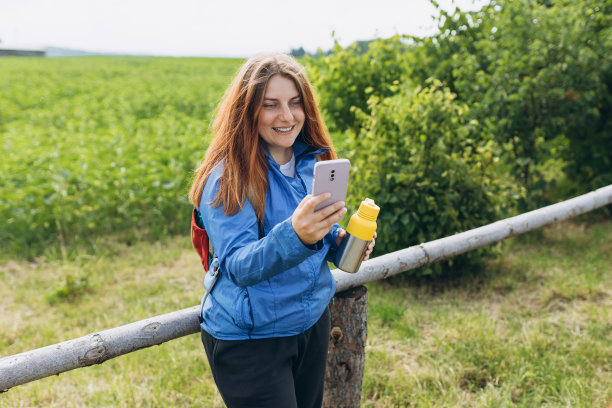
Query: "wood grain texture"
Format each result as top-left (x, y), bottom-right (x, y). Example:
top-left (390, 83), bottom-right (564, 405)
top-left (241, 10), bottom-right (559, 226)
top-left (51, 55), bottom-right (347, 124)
top-left (323, 286), bottom-right (368, 408)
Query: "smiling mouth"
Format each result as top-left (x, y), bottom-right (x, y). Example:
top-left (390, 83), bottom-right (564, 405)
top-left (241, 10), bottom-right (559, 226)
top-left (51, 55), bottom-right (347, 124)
top-left (273, 126), bottom-right (294, 133)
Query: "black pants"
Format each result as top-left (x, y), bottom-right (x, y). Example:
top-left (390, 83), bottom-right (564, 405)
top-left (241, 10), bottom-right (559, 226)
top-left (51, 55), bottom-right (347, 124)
top-left (201, 308), bottom-right (330, 408)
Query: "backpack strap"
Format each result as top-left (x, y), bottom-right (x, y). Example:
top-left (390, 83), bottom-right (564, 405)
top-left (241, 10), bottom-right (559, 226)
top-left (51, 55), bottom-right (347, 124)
top-left (199, 261), bottom-right (220, 324)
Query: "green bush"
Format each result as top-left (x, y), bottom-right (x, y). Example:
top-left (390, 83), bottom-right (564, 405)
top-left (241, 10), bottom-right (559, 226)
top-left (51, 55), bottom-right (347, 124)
top-left (305, 37), bottom-right (411, 134)
top-left (411, 0), bottom-right (612, 202)
top-left (346, 81), bottom-right (516, 274)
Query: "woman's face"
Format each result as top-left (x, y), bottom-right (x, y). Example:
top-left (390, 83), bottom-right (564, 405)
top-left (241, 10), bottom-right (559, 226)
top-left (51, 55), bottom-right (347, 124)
top-left (257, 75), bottom-right (305, 164)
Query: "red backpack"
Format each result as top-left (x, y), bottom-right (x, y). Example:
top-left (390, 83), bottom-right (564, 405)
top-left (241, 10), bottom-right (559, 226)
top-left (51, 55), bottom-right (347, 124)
top-left (191, 208), bottom-right (212, 272)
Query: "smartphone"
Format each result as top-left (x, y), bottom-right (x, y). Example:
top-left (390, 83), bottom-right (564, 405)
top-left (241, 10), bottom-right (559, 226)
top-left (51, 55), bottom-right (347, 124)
top-left (312, 159), bottom-right (350, 212)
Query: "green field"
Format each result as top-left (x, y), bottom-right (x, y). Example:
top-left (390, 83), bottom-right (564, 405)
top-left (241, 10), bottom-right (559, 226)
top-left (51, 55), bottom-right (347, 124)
top-left (1, 57), bottom-right (243, 259)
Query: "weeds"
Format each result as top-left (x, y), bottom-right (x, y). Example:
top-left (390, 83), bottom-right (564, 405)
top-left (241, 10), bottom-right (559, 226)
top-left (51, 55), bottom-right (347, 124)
top-left (44, 273), bottom-right (94, 305)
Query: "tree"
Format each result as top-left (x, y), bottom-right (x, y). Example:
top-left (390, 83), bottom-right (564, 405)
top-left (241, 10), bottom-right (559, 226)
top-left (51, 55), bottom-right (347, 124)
top-left (290, 47), bottom-right (306, 58)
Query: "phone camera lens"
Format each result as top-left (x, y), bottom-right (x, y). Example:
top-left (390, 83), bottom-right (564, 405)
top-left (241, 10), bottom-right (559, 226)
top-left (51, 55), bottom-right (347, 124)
top-left (331, 170), bottom-right (335, 174)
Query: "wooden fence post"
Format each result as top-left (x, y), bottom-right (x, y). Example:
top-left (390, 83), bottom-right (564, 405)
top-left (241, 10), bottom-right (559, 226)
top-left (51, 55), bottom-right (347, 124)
top-left (323, 285), bottom-right (368, 408)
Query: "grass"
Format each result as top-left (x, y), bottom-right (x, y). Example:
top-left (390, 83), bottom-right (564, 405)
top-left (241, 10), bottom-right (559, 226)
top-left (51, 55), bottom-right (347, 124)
top-left (0, 233), bottom-right (221, 407)
top-left (1, 214), bottom-right (611, 407)
top-left (363, 213), bottom-right (611, 407)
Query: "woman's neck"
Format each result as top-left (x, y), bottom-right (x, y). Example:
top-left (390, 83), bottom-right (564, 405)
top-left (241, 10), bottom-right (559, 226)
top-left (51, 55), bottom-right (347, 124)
top-left (268, 146), bottom-right (293, 165)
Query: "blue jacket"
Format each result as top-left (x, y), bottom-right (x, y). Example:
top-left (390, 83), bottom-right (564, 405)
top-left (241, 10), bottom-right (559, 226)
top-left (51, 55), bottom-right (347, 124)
top-left (198, 138), bottom-right (340, 340)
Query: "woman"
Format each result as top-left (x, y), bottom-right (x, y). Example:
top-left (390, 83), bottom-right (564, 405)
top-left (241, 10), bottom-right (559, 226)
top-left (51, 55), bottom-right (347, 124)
top-left (189, 53), bottom-right (375, 408)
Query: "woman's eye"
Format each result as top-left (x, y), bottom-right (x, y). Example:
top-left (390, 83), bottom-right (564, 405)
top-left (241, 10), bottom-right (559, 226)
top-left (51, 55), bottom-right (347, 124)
top-left (263, 104), bottom-right (275, 108)
top-left (291, 100), bottom-right (302, 106)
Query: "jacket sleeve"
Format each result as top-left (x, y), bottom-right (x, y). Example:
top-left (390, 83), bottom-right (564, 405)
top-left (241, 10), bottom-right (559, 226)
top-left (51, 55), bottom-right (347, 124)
top-left (200, 168), bottom-right (321, 288)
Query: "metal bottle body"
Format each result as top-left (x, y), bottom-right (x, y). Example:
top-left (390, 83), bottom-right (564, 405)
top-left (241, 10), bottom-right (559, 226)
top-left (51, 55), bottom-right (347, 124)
top-left (335, 198), bottom-right (379, 274)
top-left (335, 232), bottom-right (371, 273)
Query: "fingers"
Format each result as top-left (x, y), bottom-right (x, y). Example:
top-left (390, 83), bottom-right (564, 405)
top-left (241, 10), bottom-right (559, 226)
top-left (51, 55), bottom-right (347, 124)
top-left (298, 193), bottom-right (345, 221)
top-left (296, 194), bottom-right (313, 210)
top-left (297, 193), bottom-right (331, 211)
top-left (318, 199), bottom-right (346, 219)
top-left (336, 228), bottom-right (346, 247)
top-left (314, 204), bottom-right (346, 231)
top-left (301, 192), bottom-right (330, 212)
top-left (302, 195), bottom-right (346, 227)
top-left (292, 194), bottom-right (346, 245)
top-left (362, 236), bottom-right (376, 261)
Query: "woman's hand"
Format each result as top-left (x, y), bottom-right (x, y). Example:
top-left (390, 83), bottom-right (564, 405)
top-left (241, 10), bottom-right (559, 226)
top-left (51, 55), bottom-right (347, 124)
top-left (336, 230), bottom-right (377, 261)
top-left (292, 193), bottom-right (347, 245)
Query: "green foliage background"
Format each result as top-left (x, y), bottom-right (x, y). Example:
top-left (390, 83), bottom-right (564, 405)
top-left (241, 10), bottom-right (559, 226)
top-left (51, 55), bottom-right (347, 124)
top-left (305, 0), bottom-right (611, 272)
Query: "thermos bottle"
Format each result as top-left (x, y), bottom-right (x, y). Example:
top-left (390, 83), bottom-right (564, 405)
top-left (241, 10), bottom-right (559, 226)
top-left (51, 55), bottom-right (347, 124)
top-left (335, 198), bottom-right (380, 273)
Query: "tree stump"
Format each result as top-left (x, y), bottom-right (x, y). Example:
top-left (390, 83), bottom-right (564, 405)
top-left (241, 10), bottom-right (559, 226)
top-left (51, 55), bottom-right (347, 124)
top-left (323, 285), bottom-right (368, 408)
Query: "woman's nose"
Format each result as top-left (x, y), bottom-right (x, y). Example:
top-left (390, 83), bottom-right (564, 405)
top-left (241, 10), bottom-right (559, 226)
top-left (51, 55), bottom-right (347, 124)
top-left (279, 104), bottom-right (293, 121)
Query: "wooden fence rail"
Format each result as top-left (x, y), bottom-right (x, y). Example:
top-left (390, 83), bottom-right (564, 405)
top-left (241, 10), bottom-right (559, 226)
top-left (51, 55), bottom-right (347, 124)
top-left (1, 184), bottom-right (611, 396)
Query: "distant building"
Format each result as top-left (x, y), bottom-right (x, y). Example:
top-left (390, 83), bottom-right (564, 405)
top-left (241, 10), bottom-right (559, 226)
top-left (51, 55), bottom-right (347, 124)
top-left (0, 47), bottom-right (45, 57)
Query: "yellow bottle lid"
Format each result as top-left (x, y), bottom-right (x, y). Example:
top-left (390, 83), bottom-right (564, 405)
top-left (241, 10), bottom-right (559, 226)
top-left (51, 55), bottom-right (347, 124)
top-left (357, 198), bottom-right (380, 221)
top-left (346, 198), bottom-right (380, 240)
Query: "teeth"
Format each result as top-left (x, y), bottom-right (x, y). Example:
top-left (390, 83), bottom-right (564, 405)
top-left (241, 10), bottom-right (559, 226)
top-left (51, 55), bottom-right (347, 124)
top-left (274, 126), bottom-right (293, 132)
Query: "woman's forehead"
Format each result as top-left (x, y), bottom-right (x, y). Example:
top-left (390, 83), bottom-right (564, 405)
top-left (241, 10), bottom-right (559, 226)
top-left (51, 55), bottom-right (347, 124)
top-left (263, 75), bottom-right (300, 99)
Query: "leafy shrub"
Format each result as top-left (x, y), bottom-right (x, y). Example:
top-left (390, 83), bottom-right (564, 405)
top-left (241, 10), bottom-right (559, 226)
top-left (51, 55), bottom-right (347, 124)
top-left (305, 37), bottom-right (412, 133)
top-left (411, 0), bottom-right (612, 202)
top-left (346, 81), bottom-right (515, 274)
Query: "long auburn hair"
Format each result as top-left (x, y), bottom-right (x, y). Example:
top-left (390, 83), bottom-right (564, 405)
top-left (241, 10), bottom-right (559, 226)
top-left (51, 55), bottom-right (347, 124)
top-left (189, 53), bottom-right (337, 224)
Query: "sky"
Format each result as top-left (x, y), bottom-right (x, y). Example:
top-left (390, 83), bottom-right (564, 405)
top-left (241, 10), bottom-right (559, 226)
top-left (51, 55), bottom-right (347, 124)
top-left (0, 0), bottom-right (487, 57)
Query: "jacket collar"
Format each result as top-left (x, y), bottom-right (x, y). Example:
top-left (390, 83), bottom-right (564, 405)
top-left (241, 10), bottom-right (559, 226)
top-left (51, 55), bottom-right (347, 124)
top-left (264, 135), bottom-right (329, 167)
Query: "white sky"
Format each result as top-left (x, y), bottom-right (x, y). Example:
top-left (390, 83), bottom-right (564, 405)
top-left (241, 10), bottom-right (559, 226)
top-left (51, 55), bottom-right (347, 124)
top-left (0, 0), bottom-right (487, 57)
